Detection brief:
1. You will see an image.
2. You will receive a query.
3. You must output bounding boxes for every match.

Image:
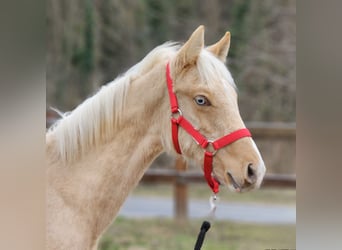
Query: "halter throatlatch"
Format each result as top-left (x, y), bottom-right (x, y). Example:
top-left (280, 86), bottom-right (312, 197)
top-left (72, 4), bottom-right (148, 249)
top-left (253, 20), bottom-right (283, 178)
top-left (166, 62), bottom-right (252, 194)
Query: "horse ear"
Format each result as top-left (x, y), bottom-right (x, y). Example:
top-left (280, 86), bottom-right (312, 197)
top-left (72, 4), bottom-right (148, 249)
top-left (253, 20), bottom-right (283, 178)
top-left (207, 31), bottom-right (231, 62)
top-left (174, 25), bottom-right (204, 71)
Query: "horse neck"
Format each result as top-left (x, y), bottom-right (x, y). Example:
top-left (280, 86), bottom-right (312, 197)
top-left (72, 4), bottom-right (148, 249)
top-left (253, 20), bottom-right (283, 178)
top-left (47, 62), bottom-right (170, 240)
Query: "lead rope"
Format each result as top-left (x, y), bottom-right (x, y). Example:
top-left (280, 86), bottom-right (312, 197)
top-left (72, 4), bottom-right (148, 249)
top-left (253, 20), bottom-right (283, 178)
top-left (194, 221), bottom-right (211, 250)
top-left (209, 194), bottom-right (218, 218)
top-left (194, 193), bottom-right (219, 250)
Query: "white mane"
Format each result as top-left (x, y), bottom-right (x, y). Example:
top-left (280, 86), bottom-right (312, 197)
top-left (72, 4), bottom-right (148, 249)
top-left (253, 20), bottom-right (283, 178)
top-left (48, 42), bottom-right (180, 162)
top-left (47, 42), bottom-right (236, 163)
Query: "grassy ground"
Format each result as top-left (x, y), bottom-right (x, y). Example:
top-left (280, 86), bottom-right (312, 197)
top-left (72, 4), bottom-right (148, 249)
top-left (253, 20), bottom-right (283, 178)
top-left (99, 184), bottom-right (296, 250)
top-left (100, 217), bottom-right (296, 250)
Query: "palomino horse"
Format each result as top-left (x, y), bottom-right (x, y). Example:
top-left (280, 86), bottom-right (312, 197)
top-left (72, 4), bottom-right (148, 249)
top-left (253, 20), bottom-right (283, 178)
top-left (46, 25), bottom-right (266, 250)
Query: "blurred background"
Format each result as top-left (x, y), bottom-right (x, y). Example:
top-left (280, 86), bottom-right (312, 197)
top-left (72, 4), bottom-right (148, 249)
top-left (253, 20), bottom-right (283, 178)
top-left (46, 0), bottom-right (296, 249)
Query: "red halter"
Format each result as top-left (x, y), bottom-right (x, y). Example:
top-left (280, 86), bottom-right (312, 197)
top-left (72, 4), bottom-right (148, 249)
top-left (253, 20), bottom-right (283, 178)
top-left (166, 62), bottom-right (252, 194)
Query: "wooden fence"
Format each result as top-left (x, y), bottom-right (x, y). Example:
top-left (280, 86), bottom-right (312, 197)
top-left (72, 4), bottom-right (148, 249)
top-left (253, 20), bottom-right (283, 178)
top-left (140, 122), bottom-right (296, 220)
top-left (46, 111), bottom-right (296, 220)
top-left (141, 157), bottom-right (296, 220)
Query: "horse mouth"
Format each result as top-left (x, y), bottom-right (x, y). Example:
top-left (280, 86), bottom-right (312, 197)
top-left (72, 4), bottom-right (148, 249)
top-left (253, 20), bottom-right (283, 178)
top-left (213, 171), bottom-right (242, 192)
top-left (227, 172), bottom-right (241, 192)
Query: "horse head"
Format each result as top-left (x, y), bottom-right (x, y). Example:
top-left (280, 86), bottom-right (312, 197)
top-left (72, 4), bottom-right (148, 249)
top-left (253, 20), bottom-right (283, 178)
top-left (166, 26), bottom-right (266, 192)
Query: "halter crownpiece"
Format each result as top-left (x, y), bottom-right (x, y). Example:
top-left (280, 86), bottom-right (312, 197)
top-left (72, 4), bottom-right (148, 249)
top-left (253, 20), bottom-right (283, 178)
top-left (166, 62), bottom-right (252, 194)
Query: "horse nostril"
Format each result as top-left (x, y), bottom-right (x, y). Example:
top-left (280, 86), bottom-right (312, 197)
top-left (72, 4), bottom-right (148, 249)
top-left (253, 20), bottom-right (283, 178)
top-left (246, 163), bottom-right (257, 184)
top-left (247, 163), bottom-right (254, 178)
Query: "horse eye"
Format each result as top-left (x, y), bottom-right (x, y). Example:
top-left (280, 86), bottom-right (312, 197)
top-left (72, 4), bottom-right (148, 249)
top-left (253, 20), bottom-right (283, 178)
top-left (194, 95), bottom-right (211, 106)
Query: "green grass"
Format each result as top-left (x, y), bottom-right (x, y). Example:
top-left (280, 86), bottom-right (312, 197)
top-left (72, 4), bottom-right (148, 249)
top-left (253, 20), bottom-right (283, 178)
top-left (100, 217), bottom-right (296, 250)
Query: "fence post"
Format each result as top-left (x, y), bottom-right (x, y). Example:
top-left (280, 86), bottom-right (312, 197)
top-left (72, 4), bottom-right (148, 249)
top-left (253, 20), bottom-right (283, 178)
top-left (174, 156), bottom-right (188, 220)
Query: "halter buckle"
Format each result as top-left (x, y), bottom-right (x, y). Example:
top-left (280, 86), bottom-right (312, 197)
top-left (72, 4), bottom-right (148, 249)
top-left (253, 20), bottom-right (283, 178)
top-left (171, 108), bottom-right (182, 119)
top-left (205, 140), bottom-right (217, 155)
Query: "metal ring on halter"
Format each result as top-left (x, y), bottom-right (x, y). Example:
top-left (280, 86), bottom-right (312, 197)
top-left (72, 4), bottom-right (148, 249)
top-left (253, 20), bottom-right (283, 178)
top-left (171, 108), bottom-right (183, 119)
top-left (204, 140), bottom-right (218, 155)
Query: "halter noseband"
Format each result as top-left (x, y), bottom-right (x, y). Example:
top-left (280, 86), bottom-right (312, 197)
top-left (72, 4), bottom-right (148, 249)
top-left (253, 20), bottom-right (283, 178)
top-left (166, 62), bottom-right (252, 194)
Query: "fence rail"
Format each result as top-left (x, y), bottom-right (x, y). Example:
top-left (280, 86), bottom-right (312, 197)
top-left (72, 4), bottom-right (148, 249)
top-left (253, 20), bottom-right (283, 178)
top-left (141, 168), bottom-right (296, 188)
top-left (245, 121), bottom-right (296, 138)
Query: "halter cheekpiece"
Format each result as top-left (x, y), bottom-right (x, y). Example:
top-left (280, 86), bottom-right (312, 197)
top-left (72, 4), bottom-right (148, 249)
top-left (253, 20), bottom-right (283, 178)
top-left (166, 62), bottom-right (252, 194)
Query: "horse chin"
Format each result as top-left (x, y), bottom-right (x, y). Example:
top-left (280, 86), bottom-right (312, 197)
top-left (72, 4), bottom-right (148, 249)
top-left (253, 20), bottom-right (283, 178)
top-left (227, 184), bottom-right (241, 193)
top-left (213, 173), bottom-right (241, 193)
top-left (215, 172), bottom-right (257, 193)
top-left (226, 183), bottom-right (254, 193)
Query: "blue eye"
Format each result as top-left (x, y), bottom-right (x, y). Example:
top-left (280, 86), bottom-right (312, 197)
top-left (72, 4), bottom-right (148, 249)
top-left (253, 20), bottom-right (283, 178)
top-left (194, 95), bottom-right (211, 106)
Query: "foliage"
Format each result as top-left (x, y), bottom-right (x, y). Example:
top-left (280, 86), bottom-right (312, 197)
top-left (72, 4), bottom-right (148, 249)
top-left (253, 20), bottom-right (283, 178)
top-left (47, 0), bottom-right (295, 121)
